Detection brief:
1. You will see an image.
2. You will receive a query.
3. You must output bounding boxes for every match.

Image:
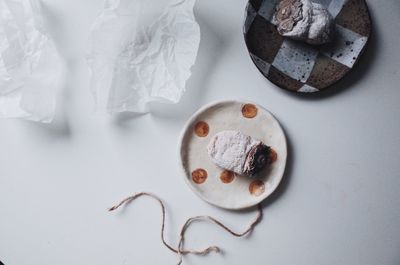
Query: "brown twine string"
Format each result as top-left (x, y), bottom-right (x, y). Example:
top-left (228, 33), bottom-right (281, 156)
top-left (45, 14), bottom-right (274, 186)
top-left (108, 192), bottom-right (263, 265)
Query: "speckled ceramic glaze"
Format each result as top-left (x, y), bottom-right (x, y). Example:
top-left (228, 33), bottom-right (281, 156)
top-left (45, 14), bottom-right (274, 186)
top-left (179, 101), bottom-right (287, 210)
top-left (244, 0), bottom-right (372, 93)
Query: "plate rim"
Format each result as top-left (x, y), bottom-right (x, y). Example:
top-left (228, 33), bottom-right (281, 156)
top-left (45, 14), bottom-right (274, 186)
top-left (178, 99), bottom-right (288, 210)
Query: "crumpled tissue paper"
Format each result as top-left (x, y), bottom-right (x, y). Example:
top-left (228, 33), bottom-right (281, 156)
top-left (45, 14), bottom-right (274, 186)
top-left (0, 0), bottom-right (61, 123)
top-left (87, 0), bottom-right (200, 113)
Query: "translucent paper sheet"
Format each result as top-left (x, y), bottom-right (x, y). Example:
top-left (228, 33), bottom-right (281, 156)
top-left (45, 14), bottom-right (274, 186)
top-left (0, 0), bottom-right (61, 123)
top-left (87, 0), bottom-right (200, 113)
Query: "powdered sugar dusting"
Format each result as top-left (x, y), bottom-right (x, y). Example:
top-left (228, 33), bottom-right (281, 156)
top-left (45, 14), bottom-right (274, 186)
top-left (207, 131), bottom-right (260, 175)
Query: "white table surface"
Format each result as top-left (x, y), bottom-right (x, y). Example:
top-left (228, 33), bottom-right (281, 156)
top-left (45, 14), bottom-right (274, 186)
top-left (1, 0), bottom-right (400, 264)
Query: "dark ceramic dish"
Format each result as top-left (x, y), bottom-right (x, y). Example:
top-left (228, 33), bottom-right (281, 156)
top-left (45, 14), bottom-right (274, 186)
top-left (244, 0), bottom-right (371, 93)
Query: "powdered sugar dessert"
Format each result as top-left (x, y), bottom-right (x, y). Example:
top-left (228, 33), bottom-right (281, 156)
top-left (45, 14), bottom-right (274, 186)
top-left (207, 131), bottom-right (277, 176)
top-left (273, 0), bottom-right (335, 45)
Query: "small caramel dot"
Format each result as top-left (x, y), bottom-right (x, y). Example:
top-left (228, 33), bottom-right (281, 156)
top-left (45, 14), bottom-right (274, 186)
top-left (192, 169), bottom-right (208, 184)
top-left (194, 121), bottom-right (209, 137)
top-left (249, 180), bottom-right (265, 196)
top-left (242, 104), bottom-right (258, 118)
top-left (269, 148), bottom-right (278, 163)
top-left (220, 170), bottom-right (235, 184)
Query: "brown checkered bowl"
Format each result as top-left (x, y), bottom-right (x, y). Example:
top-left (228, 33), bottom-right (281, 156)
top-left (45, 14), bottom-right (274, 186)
top-left (244, 0), bottom-right (372, 93)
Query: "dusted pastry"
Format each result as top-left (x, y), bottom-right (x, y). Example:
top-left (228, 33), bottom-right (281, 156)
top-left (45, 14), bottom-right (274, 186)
top-left (207, 131), bottom-right (276, 176)
top-left (273, 0), bottom-right (335, 45)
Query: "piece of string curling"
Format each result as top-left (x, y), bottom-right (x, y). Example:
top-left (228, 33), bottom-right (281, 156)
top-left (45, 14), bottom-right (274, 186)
top-left (108, 192), bottom-right (263, 265)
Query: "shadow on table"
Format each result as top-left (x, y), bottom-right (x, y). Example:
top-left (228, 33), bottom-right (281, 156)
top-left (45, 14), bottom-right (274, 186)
top-left (17, 2), bottom-right (80, 140)
top-left (17, 65), bottom-right (73, 140)
top-left (18, 54), bottom-right (76, 140)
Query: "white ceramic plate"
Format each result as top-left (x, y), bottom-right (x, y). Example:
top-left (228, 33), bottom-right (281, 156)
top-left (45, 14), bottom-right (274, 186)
top-left (179, 100), bottom-right (287, 210)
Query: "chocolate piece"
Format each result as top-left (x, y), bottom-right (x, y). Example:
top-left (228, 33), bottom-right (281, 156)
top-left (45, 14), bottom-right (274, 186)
top-left (244, 143), bottom-right (272, 175)
top-left (207, 130), bottom-right (275, 176)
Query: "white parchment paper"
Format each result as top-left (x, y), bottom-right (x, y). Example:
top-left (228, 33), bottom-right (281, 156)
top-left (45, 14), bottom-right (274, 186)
top-left (0, 0), bottom-right (61, 123)
top-left (87, 0), bottom-right (200, 113)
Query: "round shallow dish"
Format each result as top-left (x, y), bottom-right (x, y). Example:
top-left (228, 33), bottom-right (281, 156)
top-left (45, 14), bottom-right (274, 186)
top-left (179, 100), bottom-right (287, 210)
top-left (243, 0), bottom-right (371, 93)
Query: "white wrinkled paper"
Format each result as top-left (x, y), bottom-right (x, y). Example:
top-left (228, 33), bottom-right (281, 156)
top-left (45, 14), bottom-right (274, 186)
top-left (87, 0), bottom-right (200, 113)
top-left (0, 0), bottom-right (61, 123)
